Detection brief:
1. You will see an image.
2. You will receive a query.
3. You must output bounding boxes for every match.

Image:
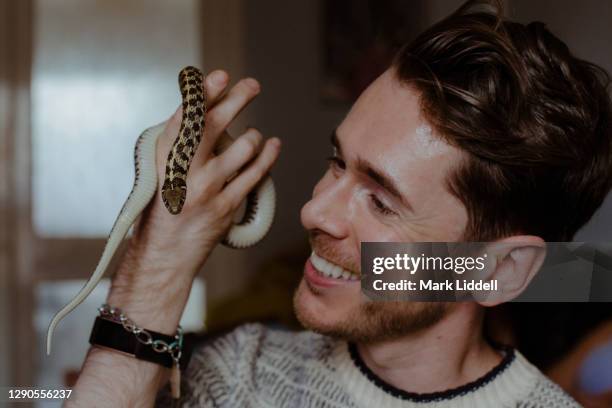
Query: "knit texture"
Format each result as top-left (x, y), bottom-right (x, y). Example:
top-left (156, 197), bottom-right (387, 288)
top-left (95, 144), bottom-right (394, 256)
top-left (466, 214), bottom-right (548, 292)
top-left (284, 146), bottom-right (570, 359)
top-left (156, 323), bottom-right (580, 407)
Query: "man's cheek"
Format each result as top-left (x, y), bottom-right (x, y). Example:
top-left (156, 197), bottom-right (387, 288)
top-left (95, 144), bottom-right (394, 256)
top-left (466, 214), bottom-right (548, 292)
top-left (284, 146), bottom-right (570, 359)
top-left (354, 215), bottom-right (407, 243)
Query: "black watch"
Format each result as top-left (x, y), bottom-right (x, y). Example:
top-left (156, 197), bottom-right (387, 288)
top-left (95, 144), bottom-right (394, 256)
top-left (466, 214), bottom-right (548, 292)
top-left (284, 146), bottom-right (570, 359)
top-left (89, 316), bottom-right (193, 369)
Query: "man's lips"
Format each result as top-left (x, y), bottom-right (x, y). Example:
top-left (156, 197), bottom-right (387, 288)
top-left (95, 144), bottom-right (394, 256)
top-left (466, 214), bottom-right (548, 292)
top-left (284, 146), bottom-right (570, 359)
top-left (304, 255), bottom-right (360, 289)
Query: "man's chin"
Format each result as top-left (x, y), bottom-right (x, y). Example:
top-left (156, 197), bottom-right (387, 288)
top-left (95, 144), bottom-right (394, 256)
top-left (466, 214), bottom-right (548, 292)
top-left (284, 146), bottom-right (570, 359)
top-left (293, 280), bottom-right (357, 340)
top-left (293, 279), bottom-right (451, 343)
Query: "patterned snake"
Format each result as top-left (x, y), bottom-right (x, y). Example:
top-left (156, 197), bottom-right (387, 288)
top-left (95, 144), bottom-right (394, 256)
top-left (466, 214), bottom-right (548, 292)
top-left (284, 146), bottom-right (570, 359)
top-left (46, 66), bottom-right (276, 354)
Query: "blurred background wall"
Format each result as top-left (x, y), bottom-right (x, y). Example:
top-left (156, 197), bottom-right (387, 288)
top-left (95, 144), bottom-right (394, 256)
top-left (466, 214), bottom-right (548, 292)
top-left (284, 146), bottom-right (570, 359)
top-left (0, 0), bottom-right (611, 403)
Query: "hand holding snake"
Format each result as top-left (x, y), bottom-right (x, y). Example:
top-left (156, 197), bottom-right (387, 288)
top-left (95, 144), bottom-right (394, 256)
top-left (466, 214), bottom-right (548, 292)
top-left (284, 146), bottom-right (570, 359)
top-left (46, 68), bottom-right (279, 354)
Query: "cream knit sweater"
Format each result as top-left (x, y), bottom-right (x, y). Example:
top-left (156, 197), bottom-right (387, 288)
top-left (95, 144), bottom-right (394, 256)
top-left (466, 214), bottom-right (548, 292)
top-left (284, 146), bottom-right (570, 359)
top-left (156, 323), bottom-right (580, 407)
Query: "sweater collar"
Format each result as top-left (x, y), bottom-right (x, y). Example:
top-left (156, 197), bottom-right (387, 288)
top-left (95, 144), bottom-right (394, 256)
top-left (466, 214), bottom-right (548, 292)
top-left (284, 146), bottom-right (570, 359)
top-left (331, 341), bottom-right (542, 408)
top-left (347, 342), bottom-right (515, 402)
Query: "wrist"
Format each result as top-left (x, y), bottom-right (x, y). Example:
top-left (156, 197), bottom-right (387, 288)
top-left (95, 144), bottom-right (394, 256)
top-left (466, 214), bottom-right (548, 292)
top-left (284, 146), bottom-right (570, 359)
top-left (72, 346), bottom-right (166, 408)
top-left (125, 211), bottom-right (214, 277)
top-left (118, 227), bottom-right (206, 279)
top-left (109, 248), bottom-right (195, 334)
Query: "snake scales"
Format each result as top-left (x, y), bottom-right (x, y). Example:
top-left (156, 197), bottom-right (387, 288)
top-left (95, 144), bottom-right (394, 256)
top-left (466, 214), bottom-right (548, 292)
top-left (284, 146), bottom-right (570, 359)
top-left (46, 66), bottom-right (276, 354)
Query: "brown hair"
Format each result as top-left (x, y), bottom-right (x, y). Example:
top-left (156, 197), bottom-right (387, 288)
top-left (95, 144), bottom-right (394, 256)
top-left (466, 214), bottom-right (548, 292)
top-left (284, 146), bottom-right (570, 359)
top-left (394, 0), bottom-right (612, 241)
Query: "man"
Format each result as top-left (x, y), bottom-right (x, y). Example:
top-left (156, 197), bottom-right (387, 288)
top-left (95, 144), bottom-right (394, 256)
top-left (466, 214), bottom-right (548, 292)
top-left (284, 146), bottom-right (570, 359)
top-left (69, 0), bottom-right (611, 406)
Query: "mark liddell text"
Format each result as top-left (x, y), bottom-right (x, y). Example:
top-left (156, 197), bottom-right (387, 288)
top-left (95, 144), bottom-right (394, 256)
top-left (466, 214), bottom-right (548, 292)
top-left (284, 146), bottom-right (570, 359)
top-left (372, 279), bottom-right (498, 292)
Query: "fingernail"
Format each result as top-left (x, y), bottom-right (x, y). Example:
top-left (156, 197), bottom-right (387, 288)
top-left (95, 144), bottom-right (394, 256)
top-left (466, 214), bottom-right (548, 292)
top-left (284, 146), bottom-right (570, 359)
top-left (210, 70), bottom-right (227, 86)
top-left (244, 77), bottom-right (260, 91)
top-left (270, 137), bottom-right (281, 149)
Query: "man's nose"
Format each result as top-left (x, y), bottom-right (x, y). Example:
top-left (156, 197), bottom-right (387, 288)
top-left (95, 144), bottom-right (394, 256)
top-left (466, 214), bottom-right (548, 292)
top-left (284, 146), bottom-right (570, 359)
top-left (300, 176), bottom-right (351, 239)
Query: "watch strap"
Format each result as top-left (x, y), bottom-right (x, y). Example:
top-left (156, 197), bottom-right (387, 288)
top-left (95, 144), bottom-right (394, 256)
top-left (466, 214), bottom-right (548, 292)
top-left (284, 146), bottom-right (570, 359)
top-left (89, 316), bottom-right (193, 369)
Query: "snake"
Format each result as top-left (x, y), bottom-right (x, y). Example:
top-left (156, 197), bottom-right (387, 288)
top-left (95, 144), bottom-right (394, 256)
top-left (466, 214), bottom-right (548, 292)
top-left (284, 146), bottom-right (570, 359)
top-left (46, 66), bottom-right (276, 354)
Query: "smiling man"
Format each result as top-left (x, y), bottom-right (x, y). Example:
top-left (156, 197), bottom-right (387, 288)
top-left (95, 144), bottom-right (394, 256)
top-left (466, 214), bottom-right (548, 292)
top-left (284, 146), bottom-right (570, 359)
top-left (69, 1), bottom-right (611, 407)
top-left (295, 71), bottom-right (469, 346)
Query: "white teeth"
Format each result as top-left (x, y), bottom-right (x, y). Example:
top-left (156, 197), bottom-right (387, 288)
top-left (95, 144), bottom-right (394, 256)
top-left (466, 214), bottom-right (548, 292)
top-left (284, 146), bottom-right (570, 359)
top-left (310, 251), bottom-right (359, 281)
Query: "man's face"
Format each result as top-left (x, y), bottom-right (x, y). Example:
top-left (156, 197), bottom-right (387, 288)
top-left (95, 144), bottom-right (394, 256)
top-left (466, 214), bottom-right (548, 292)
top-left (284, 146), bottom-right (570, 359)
top-left (294, 68), bottom-right (469, 342)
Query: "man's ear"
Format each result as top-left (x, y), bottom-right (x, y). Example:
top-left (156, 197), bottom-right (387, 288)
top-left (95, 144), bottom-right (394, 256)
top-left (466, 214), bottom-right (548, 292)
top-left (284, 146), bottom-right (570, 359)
top-left (477, 236), bottom-right (547, 306)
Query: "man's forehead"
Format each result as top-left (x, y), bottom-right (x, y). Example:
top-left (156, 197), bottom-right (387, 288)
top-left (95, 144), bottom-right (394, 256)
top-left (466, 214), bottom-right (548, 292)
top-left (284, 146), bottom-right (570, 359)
top-left (337, 68), bottom-right (460, 166)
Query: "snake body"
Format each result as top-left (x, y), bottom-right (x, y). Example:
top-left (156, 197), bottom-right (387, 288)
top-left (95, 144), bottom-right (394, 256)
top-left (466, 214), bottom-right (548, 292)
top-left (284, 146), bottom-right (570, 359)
top-left (46, 66), bottom-right (276, 354)
top-left (161, 66), bottom-right (205, 214)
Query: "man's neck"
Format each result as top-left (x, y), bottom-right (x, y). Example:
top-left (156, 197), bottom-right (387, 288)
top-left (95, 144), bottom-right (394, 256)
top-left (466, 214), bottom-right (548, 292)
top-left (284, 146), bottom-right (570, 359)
top-left (356, 304), bottom-right (502, 395)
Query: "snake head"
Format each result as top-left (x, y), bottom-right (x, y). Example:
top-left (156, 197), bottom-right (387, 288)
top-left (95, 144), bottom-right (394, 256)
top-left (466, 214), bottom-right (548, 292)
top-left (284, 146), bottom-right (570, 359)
top-left (162, 180), bottom-right (187, 215)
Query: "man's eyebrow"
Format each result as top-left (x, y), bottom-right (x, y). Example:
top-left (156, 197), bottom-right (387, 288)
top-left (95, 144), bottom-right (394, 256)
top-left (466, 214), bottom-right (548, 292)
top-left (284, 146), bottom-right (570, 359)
top-left (330, 129), bottom-right (414, 212)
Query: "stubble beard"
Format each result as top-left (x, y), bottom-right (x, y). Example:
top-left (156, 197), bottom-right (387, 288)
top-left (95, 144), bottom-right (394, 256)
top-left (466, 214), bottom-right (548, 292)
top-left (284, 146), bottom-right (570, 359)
top-left (293, 282), bottom-right (450, 343)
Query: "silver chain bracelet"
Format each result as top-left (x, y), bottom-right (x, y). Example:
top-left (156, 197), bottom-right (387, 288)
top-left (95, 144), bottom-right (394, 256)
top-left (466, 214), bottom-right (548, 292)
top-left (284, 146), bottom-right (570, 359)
top-left (98, 303), bottom-right (183, 363)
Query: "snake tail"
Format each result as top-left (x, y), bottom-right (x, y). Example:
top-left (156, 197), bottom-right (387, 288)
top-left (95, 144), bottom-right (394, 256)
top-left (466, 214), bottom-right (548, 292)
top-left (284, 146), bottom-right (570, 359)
top-left (46, 65), bottom-right (277, 355)
top-left (45, 123), bottom-right (164, 355)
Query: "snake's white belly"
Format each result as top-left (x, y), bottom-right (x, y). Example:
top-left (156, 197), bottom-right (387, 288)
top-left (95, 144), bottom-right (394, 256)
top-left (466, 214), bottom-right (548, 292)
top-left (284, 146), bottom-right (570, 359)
top-left (46, 122), bottom-right (276, 354)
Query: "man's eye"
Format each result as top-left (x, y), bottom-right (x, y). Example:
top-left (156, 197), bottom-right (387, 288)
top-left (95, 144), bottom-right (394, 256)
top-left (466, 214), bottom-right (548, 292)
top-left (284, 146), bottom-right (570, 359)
top-left (370, 194), bottom-right (396, 216)
top-left (326, 156), bottom-right (346, 171)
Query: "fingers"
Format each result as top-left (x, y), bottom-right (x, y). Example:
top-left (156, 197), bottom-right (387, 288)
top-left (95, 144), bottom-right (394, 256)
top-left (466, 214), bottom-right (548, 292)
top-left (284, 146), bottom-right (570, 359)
top-left (155, 74), bottom-right (213, 177)
top-left (156, 70), bottom-right (263, 189)
top-left (203, 70), bottom-right (229, 107)
top-left (212, 128), bottom-right (264, 182)
top-left (220, 137), bottom-right (281, 207)
top-left (166, 69), bottom-right (230, 140)
top-left (205, 77), bottom-right (260, 135)
top-left (190, 128), bottom-right (264, 196)
top-left (191, 75), bottom-right (261, 169)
